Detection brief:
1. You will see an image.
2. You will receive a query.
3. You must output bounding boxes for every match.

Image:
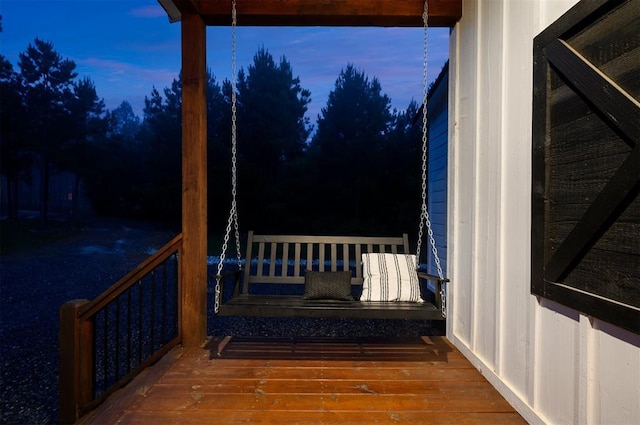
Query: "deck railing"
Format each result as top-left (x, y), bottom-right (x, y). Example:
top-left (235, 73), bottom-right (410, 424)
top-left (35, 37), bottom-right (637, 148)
top-left (59, 233), bottom-right (183, 424)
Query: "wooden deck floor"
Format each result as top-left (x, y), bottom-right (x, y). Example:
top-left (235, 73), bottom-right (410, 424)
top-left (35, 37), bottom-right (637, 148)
top-left (79, 336), bottom-right (527, 424)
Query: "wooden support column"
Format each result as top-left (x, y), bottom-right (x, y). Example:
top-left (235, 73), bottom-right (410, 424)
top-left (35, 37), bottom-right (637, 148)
top-left (59, 299), bottom-right (92, 424)
top-left (180, 12), bottom-right (207, 347)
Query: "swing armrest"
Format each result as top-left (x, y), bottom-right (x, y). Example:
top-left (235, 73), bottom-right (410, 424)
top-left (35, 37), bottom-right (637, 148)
top-left (416, 272), bottom-right (442, 283)
top-left (417, 272), bottom-right (449, 311)
top-left (216, 269), bottom-right (244, 302)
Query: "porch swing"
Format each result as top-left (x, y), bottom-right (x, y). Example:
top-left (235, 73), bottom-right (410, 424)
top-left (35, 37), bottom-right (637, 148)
top-left (213, 0), bottom-right (449, 321)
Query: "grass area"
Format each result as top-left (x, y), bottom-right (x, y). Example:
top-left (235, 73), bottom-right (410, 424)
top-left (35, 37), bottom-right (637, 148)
top-left (0, 217), bottom-right (81, 256)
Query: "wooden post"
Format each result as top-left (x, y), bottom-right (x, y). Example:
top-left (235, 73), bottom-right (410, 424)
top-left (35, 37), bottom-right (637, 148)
top-left (59, 299), bottom-right (92, 424)
top-left (180, 11), bottom-right (208, 347)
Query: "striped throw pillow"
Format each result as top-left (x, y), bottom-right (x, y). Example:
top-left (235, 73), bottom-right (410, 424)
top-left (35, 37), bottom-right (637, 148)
top-left (360, 253), bottom-right (423, 302)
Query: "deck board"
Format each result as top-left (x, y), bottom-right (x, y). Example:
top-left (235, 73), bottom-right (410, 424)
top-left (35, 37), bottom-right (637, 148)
top-left (79, 336), bottom-right (527, 424)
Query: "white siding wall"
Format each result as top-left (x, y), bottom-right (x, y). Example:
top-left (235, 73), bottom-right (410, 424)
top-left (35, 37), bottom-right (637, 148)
top-left (426, 70), bottom-right (449, 277)
top-left (448, 1), bottom-right (640, 424)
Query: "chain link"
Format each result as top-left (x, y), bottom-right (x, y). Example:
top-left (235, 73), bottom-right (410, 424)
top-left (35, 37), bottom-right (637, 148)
top-left (215, 0), bottom-right (242, 314)
top-left (415, 1), bottom-right (446, 318)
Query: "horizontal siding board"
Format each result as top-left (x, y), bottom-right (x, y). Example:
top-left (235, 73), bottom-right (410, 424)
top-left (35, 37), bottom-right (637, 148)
top-left (422, 62), bottom-right (448, 279)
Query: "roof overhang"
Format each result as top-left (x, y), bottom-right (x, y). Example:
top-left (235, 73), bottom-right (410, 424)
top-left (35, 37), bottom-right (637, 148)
top-left (158, 0), bottom-right (462, 27)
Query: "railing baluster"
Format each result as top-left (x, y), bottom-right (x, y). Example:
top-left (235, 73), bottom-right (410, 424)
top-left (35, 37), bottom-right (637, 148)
top-left (162, 262), bottom-right (167, 344)
top-left (115, 297), bottom-right (120, 380)
top-left (137, 280), bottom-right (143, 363)
top-left (173, 253), bottom-right (179, 336)
top-left (102, 304), bottom-right (108, 391)
top-left (91, 316), bottom-right (97, 400)
top-left (127, 287), bottom-right (132, 374)
top-left (150, 270), bottom-right (156, 351)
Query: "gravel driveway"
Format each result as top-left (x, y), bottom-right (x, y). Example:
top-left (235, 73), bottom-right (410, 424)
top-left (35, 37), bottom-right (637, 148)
top-left (0, 217), bottom-right (176, 424)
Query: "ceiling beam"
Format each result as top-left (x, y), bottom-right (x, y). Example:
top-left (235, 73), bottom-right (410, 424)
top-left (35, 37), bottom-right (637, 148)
top-left (163, 0), bottom-right (462, 27)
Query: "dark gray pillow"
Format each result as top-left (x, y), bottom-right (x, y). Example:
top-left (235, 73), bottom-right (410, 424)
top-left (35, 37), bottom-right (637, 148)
top-left (302, 270), bottom-right (354, 300)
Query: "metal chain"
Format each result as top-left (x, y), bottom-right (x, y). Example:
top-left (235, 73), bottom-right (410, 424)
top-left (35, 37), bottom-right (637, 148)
top-left (415, 0), bottom-right (429, 264)
top-left (230, 0), bottom-right (242, 268)
top-left (215, 0), bottom-right (242, 314)
top-left (414, 0), bottom-right (446, 318)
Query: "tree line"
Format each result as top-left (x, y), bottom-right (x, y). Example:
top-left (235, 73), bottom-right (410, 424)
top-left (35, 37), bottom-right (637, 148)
top-left (1, 38), bottom-right (430, 237)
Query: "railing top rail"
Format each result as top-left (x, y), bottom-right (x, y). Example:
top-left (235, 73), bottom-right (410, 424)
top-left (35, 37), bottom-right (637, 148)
top-left (78, 233), bottom-right (183, 320)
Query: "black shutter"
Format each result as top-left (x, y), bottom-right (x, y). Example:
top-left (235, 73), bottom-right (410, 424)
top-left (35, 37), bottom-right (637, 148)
top-left (531, 0), bottom-right (639, 334)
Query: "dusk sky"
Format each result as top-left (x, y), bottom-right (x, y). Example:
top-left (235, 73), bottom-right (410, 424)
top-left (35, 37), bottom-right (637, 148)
top-left (1, 0), bottom-right (450, 121)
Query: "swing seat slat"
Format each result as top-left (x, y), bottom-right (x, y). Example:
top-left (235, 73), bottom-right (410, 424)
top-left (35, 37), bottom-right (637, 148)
top-left (215, 231), bottom-right (445, 320)
top-left (218, 295), bottom-right (443, 319)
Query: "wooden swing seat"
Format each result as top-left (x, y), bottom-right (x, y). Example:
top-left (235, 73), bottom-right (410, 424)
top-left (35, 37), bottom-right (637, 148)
top-left (216, 231), bottom-right (445, 320)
